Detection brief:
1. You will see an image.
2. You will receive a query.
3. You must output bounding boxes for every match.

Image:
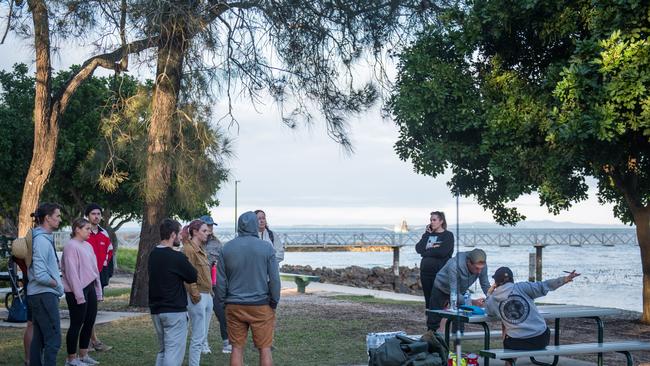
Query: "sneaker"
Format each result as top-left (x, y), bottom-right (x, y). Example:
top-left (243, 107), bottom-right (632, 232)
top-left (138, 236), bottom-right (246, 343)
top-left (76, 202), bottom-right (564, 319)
top-left (65, 359), bottom-right (87, 366)
top-left (79, 355), bottom-right (100, 365)
top-left (222, 340), bottom-right (232, 354)
top-left (90, 341), bottom-right (112, 352)
top-left (201, 344), bottom-right (212, 354)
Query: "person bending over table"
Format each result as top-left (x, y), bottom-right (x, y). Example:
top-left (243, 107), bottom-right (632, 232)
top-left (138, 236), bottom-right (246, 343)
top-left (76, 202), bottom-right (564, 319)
top-left (426, 248), bottom-right (491, 332)
top-left (485, 267), bottom-right (580, 366)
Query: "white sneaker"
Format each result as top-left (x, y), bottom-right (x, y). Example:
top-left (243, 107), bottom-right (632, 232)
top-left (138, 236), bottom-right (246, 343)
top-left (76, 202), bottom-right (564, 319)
top-left (79, 355), bottom-right (100, 365)
top-left (201, 343), bottom-right (212, 354)
top-left (222, 339), bottom-right (232, 354)
top-left (65, 359), bottom-right (87, 366)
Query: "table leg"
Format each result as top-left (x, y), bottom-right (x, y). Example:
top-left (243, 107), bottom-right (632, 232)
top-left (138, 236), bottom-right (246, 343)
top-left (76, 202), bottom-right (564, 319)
top-left (529, 318), bottom-right (560, 366)
top-left (479, 322), bottom-right (491, 366)
top-left (588, 316), bottom-right (604, 366)
top-left (616, 351), bottom-right (633, 366)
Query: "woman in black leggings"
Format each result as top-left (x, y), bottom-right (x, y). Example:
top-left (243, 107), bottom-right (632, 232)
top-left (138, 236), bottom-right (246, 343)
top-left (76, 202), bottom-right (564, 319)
top-left (415, 212), bottom-right (454, 315)
top-left (61, 218), bottom-right (103, 366)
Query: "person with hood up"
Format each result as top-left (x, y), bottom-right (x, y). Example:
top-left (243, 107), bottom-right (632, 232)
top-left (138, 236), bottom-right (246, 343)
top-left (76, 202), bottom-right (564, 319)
top-left (217, 211), bottom-right (281, 366)
top-left (486, 267), bottom-right (580, 365)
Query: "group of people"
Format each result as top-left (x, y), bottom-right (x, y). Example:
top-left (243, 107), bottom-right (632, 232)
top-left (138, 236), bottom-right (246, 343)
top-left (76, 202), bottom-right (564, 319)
top-left (20, 203), bottom-right (284, 366)
top-left (416, 211), bottom-right (579, 365)
top-left (19, 203), bottom-right (114, 366)
top-left (147, 210), bottom-right (282, 366)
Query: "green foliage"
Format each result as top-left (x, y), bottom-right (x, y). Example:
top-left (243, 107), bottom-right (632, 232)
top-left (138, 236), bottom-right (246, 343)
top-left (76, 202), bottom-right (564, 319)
top-left (0, 64), bottom-right (229, 229)
top-left (115, 248), bottom-right (138, 273)
top-left (390, 0), bottom-right (649, 225)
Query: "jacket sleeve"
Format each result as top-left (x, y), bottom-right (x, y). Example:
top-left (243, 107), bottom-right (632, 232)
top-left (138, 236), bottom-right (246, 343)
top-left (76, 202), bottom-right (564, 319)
top-left (31, 238), bottom-right (56, 287)
top-left (485, 294), bottom-right (500, 317)
top-left (216, 247), bottom-right (227, 303)
top-left (182, 246), bottom-right (200, 298)
top-left (274, 234), bottom-right (284, 263)
top-left (519, 277), bottom-right (565, 299)
top-left (479, 265), bottom-right (491, 295)
top-left (267, 250), bottom-right (281, 305)
top-left (415, 232), bottom-right (428, 255)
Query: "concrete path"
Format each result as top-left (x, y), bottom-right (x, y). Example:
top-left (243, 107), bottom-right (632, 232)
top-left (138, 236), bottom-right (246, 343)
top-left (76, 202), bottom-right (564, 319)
top-left (281, 280), bottom-right (425, 302)
top-left (0, 308), bottom-right (145, 329)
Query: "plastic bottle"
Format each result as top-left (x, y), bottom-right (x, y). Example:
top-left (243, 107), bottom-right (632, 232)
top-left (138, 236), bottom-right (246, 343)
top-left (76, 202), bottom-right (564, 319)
top-left (463, 290), bottom-right (470, 306)
top-left (449, 282), bottom-right (458, 311)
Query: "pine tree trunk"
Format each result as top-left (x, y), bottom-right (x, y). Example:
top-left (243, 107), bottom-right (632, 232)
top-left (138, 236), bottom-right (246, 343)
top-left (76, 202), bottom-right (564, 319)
top-left (17, 0), bottom-right (55, 237)
top-left (129, 19), bottom-right (188, 307)
top-left (637, 208), bottom-right (650, 323)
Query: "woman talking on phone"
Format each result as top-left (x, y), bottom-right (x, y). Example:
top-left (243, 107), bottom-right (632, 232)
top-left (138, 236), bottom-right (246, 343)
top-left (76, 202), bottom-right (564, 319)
top-left (415, 211), bottom-right (454, 309)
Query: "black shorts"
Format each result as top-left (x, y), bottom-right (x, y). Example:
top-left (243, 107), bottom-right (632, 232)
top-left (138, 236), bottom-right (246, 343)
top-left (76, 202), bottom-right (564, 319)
top-left (504, 327), bottom-right (550, 350)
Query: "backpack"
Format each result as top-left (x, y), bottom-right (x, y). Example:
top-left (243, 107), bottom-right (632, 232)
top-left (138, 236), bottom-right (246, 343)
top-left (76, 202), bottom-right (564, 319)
top-left (6, 294), bottom-right (27, 323)
top-left (369, 335), bottom-right (445, 366)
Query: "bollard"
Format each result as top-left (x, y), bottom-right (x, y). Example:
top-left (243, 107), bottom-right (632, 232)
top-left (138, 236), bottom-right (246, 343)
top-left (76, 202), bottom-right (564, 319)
top-left (392, 246), bottom-right (401, 290)
top-left (528, 252), bottom-right (536, 282)
top-left (534, 243), bottom-right (546, 282)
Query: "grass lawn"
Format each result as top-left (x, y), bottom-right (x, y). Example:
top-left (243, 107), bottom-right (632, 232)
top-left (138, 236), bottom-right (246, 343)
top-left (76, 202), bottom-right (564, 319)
top-left (331, 294), bottom-right (423, 306)
top-left (0, 292), bottom-right (376, 365)
top-left (115, 248), bottom-right (137, 273)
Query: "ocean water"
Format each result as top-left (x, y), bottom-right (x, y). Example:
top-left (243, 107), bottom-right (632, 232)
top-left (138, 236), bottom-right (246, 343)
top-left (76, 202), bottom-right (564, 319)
top-left (121, 226), bottom-right (644, 312)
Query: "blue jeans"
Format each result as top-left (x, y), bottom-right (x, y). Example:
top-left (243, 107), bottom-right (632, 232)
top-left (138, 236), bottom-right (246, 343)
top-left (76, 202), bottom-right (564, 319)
top-left (152, 312), bottom-right (189, 366)
top-left (29, 292), bottom-right (61, 366)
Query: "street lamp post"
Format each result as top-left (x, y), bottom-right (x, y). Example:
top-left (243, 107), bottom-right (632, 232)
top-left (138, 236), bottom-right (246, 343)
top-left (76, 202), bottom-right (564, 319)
top-left (234, 180), bottom-right (241, 233)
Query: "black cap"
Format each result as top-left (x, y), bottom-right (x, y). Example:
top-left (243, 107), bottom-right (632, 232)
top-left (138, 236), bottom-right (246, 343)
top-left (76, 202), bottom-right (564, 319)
top-left (492, 267), bottom-right (514, 284)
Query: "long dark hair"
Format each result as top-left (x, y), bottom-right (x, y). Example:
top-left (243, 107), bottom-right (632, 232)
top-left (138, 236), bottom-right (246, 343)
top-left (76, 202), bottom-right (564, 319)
top-left (70, 218), bottom-right (90, 239)
top-left (430, 211), bottom-right (447, 230)
top-left (31, 203), bottom-right (62, 225)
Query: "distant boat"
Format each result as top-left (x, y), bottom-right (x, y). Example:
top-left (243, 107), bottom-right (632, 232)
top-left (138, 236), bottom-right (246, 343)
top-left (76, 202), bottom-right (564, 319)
top-left (393, 219), bottom-right (410, 233)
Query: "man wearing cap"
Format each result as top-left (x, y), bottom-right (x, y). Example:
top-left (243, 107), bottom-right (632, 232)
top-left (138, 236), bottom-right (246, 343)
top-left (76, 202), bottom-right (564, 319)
top-left (200, 215), bottom-right (231, 354)
top-left (426, 248), bottom-right (491, 332)
top-left (486, 267), bottom-right (579, 363)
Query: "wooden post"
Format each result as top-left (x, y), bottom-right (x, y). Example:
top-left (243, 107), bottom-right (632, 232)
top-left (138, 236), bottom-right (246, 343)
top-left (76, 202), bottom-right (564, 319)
top-left (528, 252), bottom-right (536, 282)
top-left (534, 243), bottom-right (546, 282)
top-left (393, 245), bottom-right (400, 290)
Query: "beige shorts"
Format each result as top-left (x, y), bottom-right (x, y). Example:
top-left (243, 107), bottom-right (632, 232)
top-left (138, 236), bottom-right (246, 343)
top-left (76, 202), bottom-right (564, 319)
top-left (226, 304), bottom-right (275, 348)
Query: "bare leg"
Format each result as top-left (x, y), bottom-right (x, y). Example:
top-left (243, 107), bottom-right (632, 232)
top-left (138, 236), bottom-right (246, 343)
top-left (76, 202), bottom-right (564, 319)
top-left (438, 318), bottom-right (447, 333)
top-left (230, 345), bottom-right (244, 366)
top-left (259, 347), bottom-right (273, 366)
top-left (79, 348), bottom-right (89, 358)
top-left (23, 321), bottom-right (33, 366)
top-left (91, 327), bottom-right (98, 343)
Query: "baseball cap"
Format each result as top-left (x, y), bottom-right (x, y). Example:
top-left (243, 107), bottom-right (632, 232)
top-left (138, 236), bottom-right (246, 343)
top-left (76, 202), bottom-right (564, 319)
top-left (492, 266), bottom-right (514, 284)
top-left (467, 248), bottom-right (486, 263)
top-left (199, 215), bottom-right (216, 225)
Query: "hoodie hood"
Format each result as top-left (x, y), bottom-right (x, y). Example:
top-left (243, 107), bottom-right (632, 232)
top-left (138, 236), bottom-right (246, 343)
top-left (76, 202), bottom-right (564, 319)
top-left (491, 282), bottom-right (514, 301)
top-left (237, 211), bottom-right (259, 237)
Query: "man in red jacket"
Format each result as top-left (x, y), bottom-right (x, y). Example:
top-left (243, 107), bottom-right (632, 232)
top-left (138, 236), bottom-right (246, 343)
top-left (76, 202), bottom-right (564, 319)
top-left (85, 203), bottom-right (114, 352)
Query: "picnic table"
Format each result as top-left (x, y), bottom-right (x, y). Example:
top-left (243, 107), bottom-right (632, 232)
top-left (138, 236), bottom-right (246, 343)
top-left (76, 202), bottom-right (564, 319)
top-left (428, 304), bottom-right (621, 366)
top-left (279, 272), bottom-right (320, 293)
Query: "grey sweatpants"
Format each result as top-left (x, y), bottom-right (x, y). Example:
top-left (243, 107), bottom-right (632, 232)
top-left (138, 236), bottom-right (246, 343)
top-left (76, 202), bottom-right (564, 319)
top-left (152, 312), bottom-right (189, 366)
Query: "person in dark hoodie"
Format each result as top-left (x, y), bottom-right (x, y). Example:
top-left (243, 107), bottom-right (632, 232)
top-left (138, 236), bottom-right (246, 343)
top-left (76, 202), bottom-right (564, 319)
top-left (486, 267), bottom-right (580, 365)
top-left (217, 211), bottom-right (281, 366)
top-left (426, 248), bottom-right (490, 332)
top-left (415, 211), bottom-right (454, 310)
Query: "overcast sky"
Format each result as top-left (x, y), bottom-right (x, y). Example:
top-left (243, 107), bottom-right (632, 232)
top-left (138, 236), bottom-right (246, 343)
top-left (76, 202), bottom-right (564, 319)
top-left (0, 33), bottom-right (627, 228)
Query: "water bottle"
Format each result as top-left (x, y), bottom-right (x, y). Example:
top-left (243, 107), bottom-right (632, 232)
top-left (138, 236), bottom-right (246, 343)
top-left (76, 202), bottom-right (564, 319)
top-left (449, 283), bottom-right (458, 311)
top-left (463, 290), bottom-right (470, 306)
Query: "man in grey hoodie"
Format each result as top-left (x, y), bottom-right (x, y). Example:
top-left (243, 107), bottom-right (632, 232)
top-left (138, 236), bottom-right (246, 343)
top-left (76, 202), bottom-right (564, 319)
top-left (217, 211), bottom-right (281, 366)
top-left (27, 203), bottom-right (64, 366)
top-left (427, 248), bottom-right (491, 331)
top-left (486, 267), bottom-right (579, 364)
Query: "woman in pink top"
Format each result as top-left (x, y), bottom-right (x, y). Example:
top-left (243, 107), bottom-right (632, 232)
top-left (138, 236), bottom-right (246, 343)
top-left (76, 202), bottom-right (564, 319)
top-left (61, 218), bottom-right (103, 366)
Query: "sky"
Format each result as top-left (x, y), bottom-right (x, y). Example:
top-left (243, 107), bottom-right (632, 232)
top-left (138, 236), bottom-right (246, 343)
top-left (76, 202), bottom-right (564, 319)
top-left (0, 32), bottom-right (628, 229)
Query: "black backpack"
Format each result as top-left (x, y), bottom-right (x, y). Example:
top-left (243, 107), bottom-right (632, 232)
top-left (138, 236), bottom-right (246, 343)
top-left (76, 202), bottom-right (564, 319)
top-left (369, 334), bottom-right (446, 366)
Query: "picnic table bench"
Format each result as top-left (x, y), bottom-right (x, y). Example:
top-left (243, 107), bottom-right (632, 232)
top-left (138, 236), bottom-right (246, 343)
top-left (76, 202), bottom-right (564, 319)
top-left (279, 272), bottom-right (320, 293)
top-left (428, 304), bottom-right (635, 366)
top-left (480, 341), bottom-right (650, 366)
